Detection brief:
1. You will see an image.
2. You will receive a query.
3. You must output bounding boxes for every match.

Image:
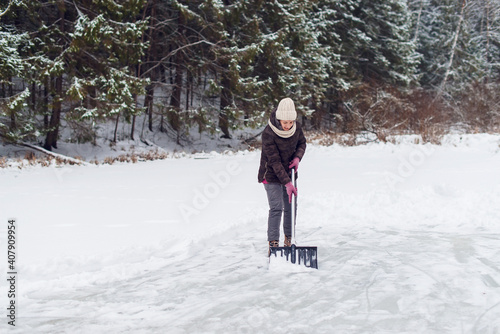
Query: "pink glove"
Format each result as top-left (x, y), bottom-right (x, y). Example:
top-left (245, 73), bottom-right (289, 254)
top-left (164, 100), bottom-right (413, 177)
top-left (285, 182), bottom-right (297, 203)
top-left (289, 157), bottom-right (300, 171)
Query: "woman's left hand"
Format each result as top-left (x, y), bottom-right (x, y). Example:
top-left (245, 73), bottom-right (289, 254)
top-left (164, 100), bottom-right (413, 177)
top-left (285, 182), bottom-right (297, 203)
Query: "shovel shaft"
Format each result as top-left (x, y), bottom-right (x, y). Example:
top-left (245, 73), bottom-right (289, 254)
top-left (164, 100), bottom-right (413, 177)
top-left (269, 168), bottom-right (318, 269)
top-left (291, 168), bottom-right (296, 245)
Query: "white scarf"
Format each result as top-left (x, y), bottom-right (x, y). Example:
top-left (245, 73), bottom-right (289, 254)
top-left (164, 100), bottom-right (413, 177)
top-left (268, 119), bottom-right (296, 138)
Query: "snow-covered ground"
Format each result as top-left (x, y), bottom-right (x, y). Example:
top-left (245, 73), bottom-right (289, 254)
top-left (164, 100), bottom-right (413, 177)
top-left (1, 133), bottom-right (500, 333)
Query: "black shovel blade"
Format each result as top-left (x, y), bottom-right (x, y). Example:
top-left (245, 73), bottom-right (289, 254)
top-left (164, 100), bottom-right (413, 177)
top-left (269, 244), bottom-right (318, 269)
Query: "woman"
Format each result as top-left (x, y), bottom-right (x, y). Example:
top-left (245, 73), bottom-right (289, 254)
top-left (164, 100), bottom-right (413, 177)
top-left (258, 97), bottom-right (307, 253)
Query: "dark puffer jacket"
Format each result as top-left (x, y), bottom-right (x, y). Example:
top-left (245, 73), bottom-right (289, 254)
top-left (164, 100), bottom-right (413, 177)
top-left (258, 110), bottom-right (307, 185)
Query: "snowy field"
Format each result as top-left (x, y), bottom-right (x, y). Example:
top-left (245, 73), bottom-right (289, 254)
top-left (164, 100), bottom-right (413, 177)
top-left (1, 133), bottom-right (500, 333)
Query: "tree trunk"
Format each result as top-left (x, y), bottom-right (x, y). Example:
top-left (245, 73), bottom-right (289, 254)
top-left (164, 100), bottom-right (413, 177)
top-left (185, 70), bottom-right (192, 110)
top-left (159, 65), bottom-right (166, 133)
top-left (484, 0), bottom-right (491, 80)
top-left (170, 60), bottom-right (182, 131)
top-left (113, 110), bottom-right (120, 142)
top-left (311, 100), bottom-right (323, 131)
top-left (131, 115), bottom-right (136, 140)
top-left (437, 0), bottom-right (467, 96)
top-left (169, 12), bottom-right (184, 142)
top-left (43, 79), bottom-right (49, 128)
top-left (44, 76), bottom-right (62, 150)
top-left (31, 82), bottom-right (36, 108)
top-left (412, 0), bottom-right (425, 44)
top-left (43, 2), bottom-right (65, 150)
top-left (9, 77), bottom-right (16, 130)
top-left (145, 0), bottom-right (157, 132)
top-left (219, 72), bottom-right (232, 139)
top-left (145, 83), bottom-right (155, 131)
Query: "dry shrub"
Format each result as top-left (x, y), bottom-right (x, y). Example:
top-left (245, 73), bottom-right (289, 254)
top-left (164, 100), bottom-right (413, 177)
top-left (39, 156), bottom-right (51, 167)
top-left (316, 81), bottom-right (475, 143)
top-left (456, 81), bottom-right (500, 132)
top-left (306, 131), bottom-right (357, 146)
top-left (99, 149), bottom-right (168, 165)
top-left (141, 149), bottom-right (168, 161)
top-left (420, 124), bottom-right (445, 144)
top-left (103, 156), bottom-right (115, 165)
top-left (1, 149), bottom-right (93, 168)
top-left (24, 151), bottom-right (36, 164)
top-left (15, 157), bottom-right (24, 168)
top-left (314, 81), bottom-right (498, 145)
top-left (306, 131), bottom-right (336, 146)
top-left (407, 89), bottom-right (445, 130)
top-left (117, 155), bottom-right (129, 163)
top-left (406, 89), bottom-right (451, 142)
top-left (2, 153), bottom-right (87, 168)
top-left (55, 157), bottom-right (65, 166)
top-left (337, 81), bottom-right (415, 140)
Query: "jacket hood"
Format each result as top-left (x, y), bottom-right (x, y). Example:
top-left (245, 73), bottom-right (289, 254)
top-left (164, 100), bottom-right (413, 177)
top-left (269, 108), bottom-right (283, 130)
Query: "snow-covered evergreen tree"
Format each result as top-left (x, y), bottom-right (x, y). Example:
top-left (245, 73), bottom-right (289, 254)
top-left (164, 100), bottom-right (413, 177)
top-left (1, 0), bottom-right (149, 148)
top-left (413, 0), bottom-right (488, 95)
top-left (0, 0), bottom-right (35, 142)
top-left (2, 0), bottom-right (499, 147)
top-left (253, 0), bottom-right (311, 108)
top-left (285, 0), bottom-right (331, 119)
top-left (308, 0), bottom-right (357, 128)
top-left (66, 0), bottom-right (148, 143)
top-left (168, 0), bottom-right (331, 135)
top-left (309, 0), bottom-right (419, 131)
top-left (468, 0), bottom-right (500, 81)
top-left (0, 28), bottom-right (32, 142)
top-left (349, 0), bottom-right (419, 86)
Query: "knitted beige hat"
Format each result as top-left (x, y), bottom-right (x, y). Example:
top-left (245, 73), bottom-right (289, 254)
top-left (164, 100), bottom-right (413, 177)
top-left (276, 98), bottom-right (297, 121)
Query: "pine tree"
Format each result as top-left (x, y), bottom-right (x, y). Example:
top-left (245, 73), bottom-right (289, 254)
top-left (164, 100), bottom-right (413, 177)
top-left (468, 0), bottom-right (500, 81)
top-left (309, 0), bottom-right (355, 128)
top-left (414, 0), bottom-right (487, 95)
top-left (212, 0), bottom-right (331, 132)
top-left (217, 0), bottom-right (265, 129)
top-left (1, 0), bottom-right (149, 149)
top-left (350, 0), bottom-right (419, 86)
top-left (285, 0), bottom-right (330, 120)
top-left (0, 0), bottom-right (36, 142)
top-left (252, 0), bottom-right (304, 107)
top-left (309, 0), bottom-right (419, 131)
top-left (0, 28), bottom-right (31, 142)
top-left (233, 0), bottom-right (331, 127)
top-left (165, 0), bottom-right (216, 140)
top-left (66, 0), bottom-right (148, 144)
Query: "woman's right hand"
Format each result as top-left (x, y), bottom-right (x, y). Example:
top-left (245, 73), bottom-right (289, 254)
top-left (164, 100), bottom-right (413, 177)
top-left (289, 157), bottom-right (300, 171)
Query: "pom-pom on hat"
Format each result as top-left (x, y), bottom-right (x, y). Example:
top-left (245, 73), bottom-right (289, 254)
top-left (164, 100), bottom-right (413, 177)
top-left (276, 98), bottom-right (297, 121)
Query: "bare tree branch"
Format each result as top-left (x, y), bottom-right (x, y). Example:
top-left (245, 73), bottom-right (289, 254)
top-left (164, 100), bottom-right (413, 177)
top-left (0, 0), bottom-right (13, 17)
top-left (141, 40), bottom-right (216, 78)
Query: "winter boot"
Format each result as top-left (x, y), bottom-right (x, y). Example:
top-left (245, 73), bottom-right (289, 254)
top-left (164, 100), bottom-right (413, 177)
top-left (268, 240), bottom-right (279, 256)
top-left (284, 235), bottom-right (291, 247)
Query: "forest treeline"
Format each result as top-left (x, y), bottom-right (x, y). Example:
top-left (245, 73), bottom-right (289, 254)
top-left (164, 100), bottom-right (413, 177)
top-left (0, 0), bottom-right (499, 150)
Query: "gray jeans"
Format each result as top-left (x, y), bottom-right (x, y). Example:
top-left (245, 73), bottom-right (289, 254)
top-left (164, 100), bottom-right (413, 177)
top-left (264, 182), bottom-right (297, 241)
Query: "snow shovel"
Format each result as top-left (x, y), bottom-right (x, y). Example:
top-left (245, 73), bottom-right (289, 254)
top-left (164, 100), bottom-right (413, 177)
top-left (269, 169), bottom-right (318, 269)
